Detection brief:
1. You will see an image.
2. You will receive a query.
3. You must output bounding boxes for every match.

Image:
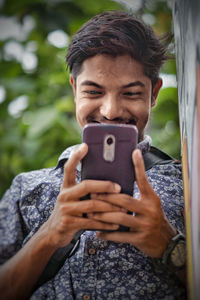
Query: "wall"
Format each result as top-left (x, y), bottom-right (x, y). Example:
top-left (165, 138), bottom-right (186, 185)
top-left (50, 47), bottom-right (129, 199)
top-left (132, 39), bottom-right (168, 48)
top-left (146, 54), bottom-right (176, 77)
top-left (172, 0), bottom-right (200, 298)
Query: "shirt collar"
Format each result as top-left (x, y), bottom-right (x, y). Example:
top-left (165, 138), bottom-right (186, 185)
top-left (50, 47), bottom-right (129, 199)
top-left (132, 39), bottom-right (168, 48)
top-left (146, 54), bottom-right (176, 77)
top-left (137, 135), bottom-right (152, 154)
top-left (55, 144), bottom-right (80, 169)
top-left (56, 135), bottom-right (152, 169)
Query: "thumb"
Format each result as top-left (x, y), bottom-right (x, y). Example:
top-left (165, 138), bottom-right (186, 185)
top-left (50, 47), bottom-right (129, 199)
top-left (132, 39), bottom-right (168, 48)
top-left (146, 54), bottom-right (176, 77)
top-left (132, 149), bottom-right (151, 196)
top-left (62, 143), bottom-right (88, 189)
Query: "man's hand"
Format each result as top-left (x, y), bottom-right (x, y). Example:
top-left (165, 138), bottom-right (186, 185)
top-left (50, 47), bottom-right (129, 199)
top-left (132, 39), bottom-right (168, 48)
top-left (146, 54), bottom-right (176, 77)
top-left (44, 143), bottom-right (121, 249)
top-left (0, 143), bottom-right (123, 300)
top-left (88, 149), bottom-right (177, 258)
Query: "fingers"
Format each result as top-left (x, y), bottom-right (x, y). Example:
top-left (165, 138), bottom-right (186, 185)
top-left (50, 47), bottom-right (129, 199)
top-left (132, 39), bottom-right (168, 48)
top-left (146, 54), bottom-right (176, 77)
top-left (60, 180), bottom-right (121, 202)
top-left (90, 193), bottom-right (142, 214)
top-left (87, 211), bottom-right (141, 229)
top-left (132, 149), bottom-right (151, 196)
top-left (59, 199), bottom-right (122, 216)
top-left (62, 143), bottom-right (88, 189)
top-left (69, 216), bottom-right (119, 231)
top-left (96, 230), bottom-right (141, 244)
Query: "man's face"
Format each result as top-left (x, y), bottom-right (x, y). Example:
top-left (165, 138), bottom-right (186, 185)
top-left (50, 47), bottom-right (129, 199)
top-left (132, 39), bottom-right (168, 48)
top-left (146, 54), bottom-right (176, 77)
top-left (70, 54), bottom-right (161, 141)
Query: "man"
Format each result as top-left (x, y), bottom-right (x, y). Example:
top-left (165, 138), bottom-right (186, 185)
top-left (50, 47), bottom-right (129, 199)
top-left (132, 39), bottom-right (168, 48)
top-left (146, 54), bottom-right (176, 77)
top-left (0, 11), bottom-right (186, 299)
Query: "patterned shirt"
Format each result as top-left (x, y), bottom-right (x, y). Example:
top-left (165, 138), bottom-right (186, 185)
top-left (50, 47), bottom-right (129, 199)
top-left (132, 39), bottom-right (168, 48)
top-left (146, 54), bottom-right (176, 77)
top-left (0, 137), bottom-right (186, 299)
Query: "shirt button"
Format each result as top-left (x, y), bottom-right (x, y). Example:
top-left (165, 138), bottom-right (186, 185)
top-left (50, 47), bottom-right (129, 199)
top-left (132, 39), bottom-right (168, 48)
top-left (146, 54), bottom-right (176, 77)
top-left (83, 294), bottom-right (90, 300)
top-left (88, 248), bottom-right (96, 255)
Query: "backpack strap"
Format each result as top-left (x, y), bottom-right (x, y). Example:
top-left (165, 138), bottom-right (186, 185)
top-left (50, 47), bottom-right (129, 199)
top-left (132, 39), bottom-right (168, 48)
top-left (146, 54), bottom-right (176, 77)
top-left (34, 146), bottom-right (177, 290)
top-left (33, 230), bottom-right (84, 291)
top-left (143, 146), bottom-right (175, 171)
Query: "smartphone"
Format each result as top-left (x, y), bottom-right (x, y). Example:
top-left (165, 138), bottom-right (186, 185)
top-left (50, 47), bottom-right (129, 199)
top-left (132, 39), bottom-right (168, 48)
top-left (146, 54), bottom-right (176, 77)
top-left (81, 123), bottom-right (138, 231)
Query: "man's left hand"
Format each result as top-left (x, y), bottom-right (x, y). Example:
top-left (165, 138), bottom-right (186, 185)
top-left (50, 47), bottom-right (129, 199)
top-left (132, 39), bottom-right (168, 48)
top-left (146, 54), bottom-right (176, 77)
top-left (89, 149), bottom-right (177, 258)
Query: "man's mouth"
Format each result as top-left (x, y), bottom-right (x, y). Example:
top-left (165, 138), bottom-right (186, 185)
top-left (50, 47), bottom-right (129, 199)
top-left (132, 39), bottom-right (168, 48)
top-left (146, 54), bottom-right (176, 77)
top-left (86, 117), bottom-right (137, 126)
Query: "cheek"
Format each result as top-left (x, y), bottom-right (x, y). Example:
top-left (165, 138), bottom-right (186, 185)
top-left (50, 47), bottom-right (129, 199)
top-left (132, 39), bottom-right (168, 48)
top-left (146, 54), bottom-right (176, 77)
top-left (75, 101), bottom-right (96, 127)
top-left (131, 102), bottom-right (150, 119)
top-left (75, 103), bottom-right (86, 127)
top-left (134, 103), bottom-right (151, 128)
top-left (141, 106), bottom-right (151, 120)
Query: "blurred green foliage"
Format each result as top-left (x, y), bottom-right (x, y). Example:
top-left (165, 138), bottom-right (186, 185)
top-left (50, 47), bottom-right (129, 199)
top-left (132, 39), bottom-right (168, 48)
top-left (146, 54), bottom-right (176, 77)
top-left (0, 0), bottom-right (180, 198)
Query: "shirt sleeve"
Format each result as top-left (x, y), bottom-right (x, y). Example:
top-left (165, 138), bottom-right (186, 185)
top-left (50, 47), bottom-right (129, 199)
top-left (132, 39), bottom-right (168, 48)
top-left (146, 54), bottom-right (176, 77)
top-left (0, 174), bottom-right (25, 264)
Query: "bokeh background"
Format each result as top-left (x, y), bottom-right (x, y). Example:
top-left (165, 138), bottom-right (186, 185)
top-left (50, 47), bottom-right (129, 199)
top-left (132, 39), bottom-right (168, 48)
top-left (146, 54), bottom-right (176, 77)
top-left (0, 0), bottom-right (180, 198)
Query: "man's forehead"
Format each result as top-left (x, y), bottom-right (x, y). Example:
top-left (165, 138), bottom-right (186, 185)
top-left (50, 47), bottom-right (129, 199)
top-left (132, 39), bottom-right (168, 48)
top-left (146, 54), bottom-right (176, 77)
top-left (76, 54), bottom-right (148, 84)
top-left (81, 54), bottom-right (142, 69)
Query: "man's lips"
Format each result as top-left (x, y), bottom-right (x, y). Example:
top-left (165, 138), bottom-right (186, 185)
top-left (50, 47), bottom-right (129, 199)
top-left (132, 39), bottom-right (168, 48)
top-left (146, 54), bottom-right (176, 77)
top-left (86, 117), bottom-right (137, 126)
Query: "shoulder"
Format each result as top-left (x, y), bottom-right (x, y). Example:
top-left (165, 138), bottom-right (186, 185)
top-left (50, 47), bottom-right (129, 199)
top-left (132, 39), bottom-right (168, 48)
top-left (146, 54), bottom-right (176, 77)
top-left (1, 167), bottom-right (62, 209)
top-left (3, 144), bottom-right (80, 200)
top-left (144, 146), bottom-right (182, 179)
top-left (147, 162), bottom-right (182, 181)
top-left (12, 166), bottom-right (60, 190)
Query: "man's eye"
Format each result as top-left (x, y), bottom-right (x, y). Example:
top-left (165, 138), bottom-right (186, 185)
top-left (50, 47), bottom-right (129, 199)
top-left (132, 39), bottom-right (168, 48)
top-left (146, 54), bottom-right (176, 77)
top-left (124, 92), bottom-right (141, 96)
top-left (84, 90), bottom-right (102, 95)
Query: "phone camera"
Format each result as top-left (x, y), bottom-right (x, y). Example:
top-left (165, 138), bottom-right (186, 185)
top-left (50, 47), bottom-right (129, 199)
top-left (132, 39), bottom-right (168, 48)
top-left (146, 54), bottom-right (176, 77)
top-left (107, 137), bottom-right (113, 145)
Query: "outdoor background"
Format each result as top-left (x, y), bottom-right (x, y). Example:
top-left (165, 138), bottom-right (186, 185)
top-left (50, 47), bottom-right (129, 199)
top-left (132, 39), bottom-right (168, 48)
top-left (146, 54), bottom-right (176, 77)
top-left (0, 0), bottom-right (180, 198)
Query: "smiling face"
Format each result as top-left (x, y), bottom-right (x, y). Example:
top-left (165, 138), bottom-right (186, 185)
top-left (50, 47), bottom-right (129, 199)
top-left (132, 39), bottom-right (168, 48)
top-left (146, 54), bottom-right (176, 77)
top-left (70, 54), bottom-right (162, 141)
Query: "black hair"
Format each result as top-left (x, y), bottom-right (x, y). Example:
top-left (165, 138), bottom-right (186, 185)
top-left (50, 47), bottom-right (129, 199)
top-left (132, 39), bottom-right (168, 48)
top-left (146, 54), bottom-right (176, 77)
top-left (66, 10), bottom-right (172, 86)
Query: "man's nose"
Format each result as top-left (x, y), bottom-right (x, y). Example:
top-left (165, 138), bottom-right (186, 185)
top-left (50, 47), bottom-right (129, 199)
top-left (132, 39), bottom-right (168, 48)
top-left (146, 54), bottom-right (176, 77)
top-left (99, 96), bottom-right (123, 120)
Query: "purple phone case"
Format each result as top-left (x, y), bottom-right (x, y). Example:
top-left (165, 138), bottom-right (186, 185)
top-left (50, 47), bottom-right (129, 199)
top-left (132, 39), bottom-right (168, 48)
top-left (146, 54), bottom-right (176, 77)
top-left (81, 124), bottom-right (138, 196)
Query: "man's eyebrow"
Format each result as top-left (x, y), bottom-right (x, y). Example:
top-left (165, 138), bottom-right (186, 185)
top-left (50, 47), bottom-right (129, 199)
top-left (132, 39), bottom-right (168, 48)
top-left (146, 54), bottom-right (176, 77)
top-left (80, 80), bottom-right (103, 89)
top-left (123, 81), bottom-right (145, 88)
top-left (80, 80), bottom-right (145, 89)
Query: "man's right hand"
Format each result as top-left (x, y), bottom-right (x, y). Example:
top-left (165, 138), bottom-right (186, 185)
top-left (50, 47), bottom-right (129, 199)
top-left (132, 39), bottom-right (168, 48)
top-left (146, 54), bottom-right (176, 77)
top-left (44, 143), bottom-right (121, 249)
top-left (0, 143), bottom-right (121, 300)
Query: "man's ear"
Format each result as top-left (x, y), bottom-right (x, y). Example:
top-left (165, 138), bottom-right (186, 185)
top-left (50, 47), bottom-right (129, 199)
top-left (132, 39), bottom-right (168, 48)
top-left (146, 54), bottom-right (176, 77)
top-left (152, 78), bottom-right (162, 107)
top-left (70, 75), bottom-right (76, 95)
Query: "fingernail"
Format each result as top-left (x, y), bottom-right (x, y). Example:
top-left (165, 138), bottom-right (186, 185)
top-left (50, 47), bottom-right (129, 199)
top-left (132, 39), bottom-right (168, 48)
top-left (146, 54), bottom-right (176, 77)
top-left (135, 149), bottom-right (142, 159)
top-left (112, 224), bottom-right (119, 229)
top-left (91, 193), bottom-right (98, 198)
top-left (120, 208), bottom-right (127, 213)
top-left (87, 213), bottom-right (94, 218)
top-left (114, 183), bottom-right (121, 192)
top-left (80, 143), bottom-right (86, 150)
